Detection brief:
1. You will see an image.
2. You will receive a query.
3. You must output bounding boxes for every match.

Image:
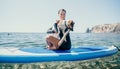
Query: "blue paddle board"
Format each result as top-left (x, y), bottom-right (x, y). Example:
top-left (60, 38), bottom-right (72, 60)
top-left (0, 45), bottom-right (118, 63)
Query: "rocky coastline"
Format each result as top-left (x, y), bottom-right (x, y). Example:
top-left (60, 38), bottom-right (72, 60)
top-left (86, 23), bottom-right (120, 33)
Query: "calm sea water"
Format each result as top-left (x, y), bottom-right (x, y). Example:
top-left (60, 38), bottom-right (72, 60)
top-left (0, 33), bottom-right (120, 69)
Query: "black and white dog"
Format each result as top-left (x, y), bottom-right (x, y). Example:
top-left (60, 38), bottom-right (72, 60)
top-left (57, 20), bottom-right (75, 41)
top-left (49, 20), bottom-right (75, 41)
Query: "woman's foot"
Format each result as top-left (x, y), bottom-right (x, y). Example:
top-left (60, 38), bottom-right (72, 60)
top-left (46, 45), bottom-right (52, 50)
top-left (47, 45), bottom-right (58, 50)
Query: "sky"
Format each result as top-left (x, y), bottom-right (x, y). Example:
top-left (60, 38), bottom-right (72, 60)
top-left (0, 0), bottom-right (120, 33)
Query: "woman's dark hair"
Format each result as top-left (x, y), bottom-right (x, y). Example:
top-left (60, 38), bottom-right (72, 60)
top-left (58, 9), bottom-right (66, 14)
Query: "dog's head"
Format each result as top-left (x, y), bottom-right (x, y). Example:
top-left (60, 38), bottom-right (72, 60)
top-left (57, 20), bottom-right (75, 31)
top-left (67, 20), bottom-right (75, 31)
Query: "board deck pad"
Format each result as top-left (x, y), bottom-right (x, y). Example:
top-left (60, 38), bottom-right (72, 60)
top-left (20, 46), bottom-right (104, 53)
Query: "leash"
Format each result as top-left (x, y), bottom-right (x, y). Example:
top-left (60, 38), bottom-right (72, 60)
top-left (58, 29), bottom-right (70, 46)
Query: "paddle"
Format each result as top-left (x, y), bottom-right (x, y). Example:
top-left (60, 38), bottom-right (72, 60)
top-left (113, 45), bottom-right (120, 51)
top-left (58, 29), bottom-right (70, 46)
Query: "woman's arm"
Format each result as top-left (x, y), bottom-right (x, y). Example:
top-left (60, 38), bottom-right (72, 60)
top-left (58, 29), bottom-right (70, 46)
top-left (47, 23), bottom-right (58, 34)
top-left (47, 27), bottom-right (55, 33)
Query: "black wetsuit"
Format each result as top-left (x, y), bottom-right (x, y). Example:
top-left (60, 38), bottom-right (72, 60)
top-left (47, 23), bottom-right (71, 50)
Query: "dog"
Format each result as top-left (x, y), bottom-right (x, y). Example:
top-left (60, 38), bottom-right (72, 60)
top-left (57, 20), bottom-right (75, 41)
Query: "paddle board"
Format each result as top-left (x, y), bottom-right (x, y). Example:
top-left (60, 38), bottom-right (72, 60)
top-left (0, 45), bottom-right (118, 63)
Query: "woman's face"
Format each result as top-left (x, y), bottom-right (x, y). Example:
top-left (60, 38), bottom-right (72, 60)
top-left (58, 11), bottom-right (66, 20)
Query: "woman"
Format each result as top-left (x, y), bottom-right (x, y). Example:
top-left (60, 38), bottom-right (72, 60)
top-left (46, 9), bottom-right (72, 50)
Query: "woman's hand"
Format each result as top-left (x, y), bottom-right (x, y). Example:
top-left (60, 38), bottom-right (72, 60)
top-left (56, 20), bottom-right (60, 24)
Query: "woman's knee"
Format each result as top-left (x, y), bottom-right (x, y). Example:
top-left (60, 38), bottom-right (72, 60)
top-left (46, 35), bottom-right (52, 40)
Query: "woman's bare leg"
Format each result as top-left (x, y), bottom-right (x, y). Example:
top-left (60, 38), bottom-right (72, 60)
top-left (46, 35), bottom-right (60, 50)
top-left (46, 39), bottom-right (53, 46)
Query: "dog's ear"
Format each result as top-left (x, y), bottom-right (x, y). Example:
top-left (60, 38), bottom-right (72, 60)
top-left (70, 21), bottom-right (75, 31)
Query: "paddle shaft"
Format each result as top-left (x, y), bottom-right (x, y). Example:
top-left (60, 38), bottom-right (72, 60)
top-left (58, 29), bottom-right (70, 46)
top-left (113, 45), bottom-right (120, 51)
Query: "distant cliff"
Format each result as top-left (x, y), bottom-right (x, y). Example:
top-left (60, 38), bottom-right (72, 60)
top-left (86, 23), bottom-right (120, 33)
